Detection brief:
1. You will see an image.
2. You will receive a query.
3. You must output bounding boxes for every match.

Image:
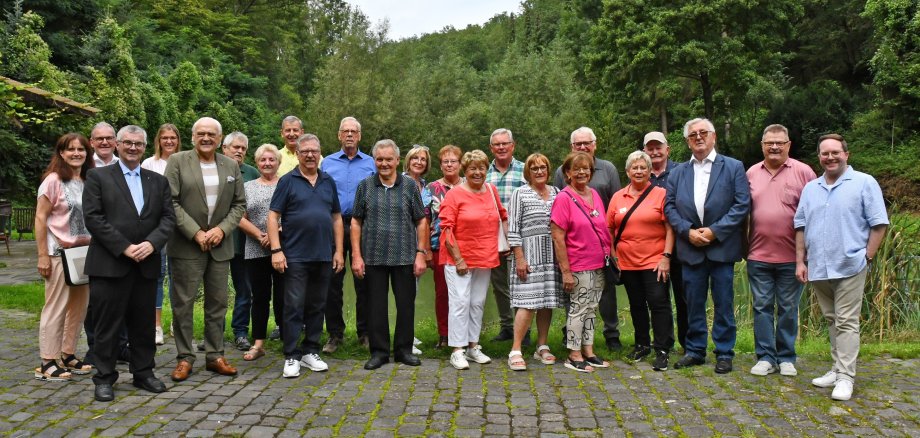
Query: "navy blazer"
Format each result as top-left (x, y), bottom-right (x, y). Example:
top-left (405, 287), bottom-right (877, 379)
top-left (82, 164), bottom-right (176, 279)
top-left (664, 153), bottom-right (750, 265)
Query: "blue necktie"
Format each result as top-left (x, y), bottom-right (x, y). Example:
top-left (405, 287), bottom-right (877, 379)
top-left (127, 170), bottom-right (144, 214)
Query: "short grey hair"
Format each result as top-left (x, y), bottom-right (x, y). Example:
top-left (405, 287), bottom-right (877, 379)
top-left (490, 128), bottom-right (513, 144)
top-left (372, 139), bottom-right (399, 158)
top-left (762, 124), bottom-right (789, 140)
top-left (296, 133), bottom-right (321, 149)
top-left (192, 117), bottom-right (223, 136)
top-left (91, 121), bottom-right (116, 137)
top-left (281, 115), bottom-right (303, 130)
top-left (682, 118), bottom-right (716, 137)
top-left (625, 150), bottom-right (652, 171)
top-left (339, 116), bottom-right (362, 132)
top-left (116, 125), bottom-right (147, 144)
top-left (223, 131), bottom-right (248, 147)
top-left (570, 126), bottom-right (596, 143)
top-left (254, 144), bottom-right (281, 162)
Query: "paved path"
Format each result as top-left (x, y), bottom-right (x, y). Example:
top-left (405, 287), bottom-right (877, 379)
top-left (1, 308), bottom-right (918, 437)
top-left (0, 240), bottom-right (42, 285)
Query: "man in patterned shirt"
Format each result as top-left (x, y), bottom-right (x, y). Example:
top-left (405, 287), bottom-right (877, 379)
top-left (350, 140), bottom-right (427, 370)
top-left (486, 128), bottom-right (526, 343)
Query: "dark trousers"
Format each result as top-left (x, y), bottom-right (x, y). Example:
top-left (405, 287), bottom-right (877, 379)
top-left (599, 273), bottom-right (621, 342)
top-left (365, 265), bottom-right (416, 358)
top-left (247, 256), bottom-right (284, 340)
top-left (89, 267), bottom-right (156, 385)
top-left (670, 260), bottom-right (688, 350)
top-left (230, 253), bottom-right (253, 338)
top-left (621, 269), bottom-right (674, 351)
top-left (325, 218), bottom-right (367, 338)
top-left (683, 260), bottom-right (736, 360)
top-left (83, 303), bottom-right (128, 365)
top-left (283, 262), bottom-right (332, 359)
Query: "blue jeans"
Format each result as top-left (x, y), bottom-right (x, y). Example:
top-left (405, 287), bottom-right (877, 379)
top-left (747, 260), bottom-right (803, 365)
top-left (682, 260), bottom-right (736, 360)
top-left (230, 254), bottom-right (253, 339)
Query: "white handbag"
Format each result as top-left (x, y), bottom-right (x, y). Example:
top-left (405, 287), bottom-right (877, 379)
top-left (60, 245), bottom-right (89, 286)
top-left (489, 184), bottom-right (510, 252)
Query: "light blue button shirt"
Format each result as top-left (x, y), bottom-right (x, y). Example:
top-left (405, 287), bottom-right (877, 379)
top-left (320, 149), bottom-right (376, 216)
top-left (794, 166), bottom-right (888, 281)
top-left (119, 161), bottom-right (144, 215)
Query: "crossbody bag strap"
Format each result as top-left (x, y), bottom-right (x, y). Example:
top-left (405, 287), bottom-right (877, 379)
top-left (565, 191), bottom-right (609, 256)
top-left (613, 185), bottom-right (655, 249)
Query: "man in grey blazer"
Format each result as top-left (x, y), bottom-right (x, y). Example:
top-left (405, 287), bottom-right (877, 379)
top-left (83, 125), bottom-right (176, 401)
top-left (165, 117), bottom-right (246, 381)
top-left (664, 118), bottom-right (750, 374)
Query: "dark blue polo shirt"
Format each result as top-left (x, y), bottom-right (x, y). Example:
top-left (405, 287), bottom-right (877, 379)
top-left (270, 167), bottom-right (341, 262)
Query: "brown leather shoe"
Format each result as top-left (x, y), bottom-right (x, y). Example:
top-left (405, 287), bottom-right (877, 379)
top-left (205, 357), bottom-right (238, 376)
top-left (171, 360), bottom-right (192, 382)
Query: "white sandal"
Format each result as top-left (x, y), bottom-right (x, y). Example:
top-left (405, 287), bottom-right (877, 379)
top-left (533, 345), bottom-right (556, 365)
top-left (507, 350), bottom-right (527, 371)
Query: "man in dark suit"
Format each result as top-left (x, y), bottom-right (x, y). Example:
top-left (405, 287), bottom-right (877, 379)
top-left (83, 125), bottom-right (176, 401)
top-left (664, 118), bottom-right (750, 374)
top-left (165, 117), bottom-right (246, 381)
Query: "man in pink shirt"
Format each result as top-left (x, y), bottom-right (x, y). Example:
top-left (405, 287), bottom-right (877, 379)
top-left (746, 124), bottom-right (816, 377)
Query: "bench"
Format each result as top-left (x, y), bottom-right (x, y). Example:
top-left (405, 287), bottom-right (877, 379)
top-left (12, 206), bottom-right (35, 241)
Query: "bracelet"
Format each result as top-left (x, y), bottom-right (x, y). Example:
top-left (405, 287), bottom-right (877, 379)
top-left (270, 248), bottom-right (283, 254)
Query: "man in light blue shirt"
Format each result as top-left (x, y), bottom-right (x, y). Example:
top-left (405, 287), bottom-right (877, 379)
top-left (319, 116), bottom-right (376, 353)
top-left (794, 133), bottom-right (888, 401)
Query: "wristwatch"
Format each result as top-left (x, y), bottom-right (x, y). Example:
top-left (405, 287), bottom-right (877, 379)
top-left (663, 252), bottom-right (672, 259)
top-left (270, 248), bottom-right (283, 254)
top-left (417, 248), bottom-right (429, 255)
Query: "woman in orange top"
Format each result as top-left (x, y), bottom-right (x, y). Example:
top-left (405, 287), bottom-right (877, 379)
top-left (607, 151), bottom-right (674, 371)
top-left (439, 150), bottom-right (508, 370)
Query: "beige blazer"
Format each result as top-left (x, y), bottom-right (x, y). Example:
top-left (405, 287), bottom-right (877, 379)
top-left (165, 150), bottom-right (245, 262)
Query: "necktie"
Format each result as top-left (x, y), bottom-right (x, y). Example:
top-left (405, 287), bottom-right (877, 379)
top-left (127, 170), bottom-right (144, 214)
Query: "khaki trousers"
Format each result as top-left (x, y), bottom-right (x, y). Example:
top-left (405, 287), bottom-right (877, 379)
top-left (170, 254), bottom-right (230, 364)
top-left (810, 267), bottom-right (867, 380)
top-left (39, 256), bottom-right (89, 359)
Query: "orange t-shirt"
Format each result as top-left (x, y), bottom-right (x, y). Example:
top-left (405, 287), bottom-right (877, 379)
top-left (438, 184), bottom-right (508, 269)
top-left (606, 185), bottom-right (668, 270)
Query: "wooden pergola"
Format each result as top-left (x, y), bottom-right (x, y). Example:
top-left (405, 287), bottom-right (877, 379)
top-left (1, 75), bottom-right (100, 117)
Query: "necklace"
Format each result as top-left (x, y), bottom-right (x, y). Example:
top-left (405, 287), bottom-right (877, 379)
top-left (572, 187), bottom-right (599, 217)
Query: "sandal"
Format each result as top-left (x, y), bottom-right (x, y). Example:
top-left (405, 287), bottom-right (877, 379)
top-left (34, 361), bottom-right (72, 381)
top-left (507, 351), bottom-right (527, 371)
top-left (60, 354), bottom-right (93, 375)
top-left (563, 357), bottom-right (594, 373)
top-left (243, 346), bottom-right (265, 361)
top-left (533, 345), bottom-right (556, 365)
top-left (584, 355), bottom-right (610, 368)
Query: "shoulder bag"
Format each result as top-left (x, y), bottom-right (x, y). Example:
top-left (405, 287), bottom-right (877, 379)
top-left (60, 245), bottom-right (90, 286)
top-left (488, 184), bottom-right (511, 253)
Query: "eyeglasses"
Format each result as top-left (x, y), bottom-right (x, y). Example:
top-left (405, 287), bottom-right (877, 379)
top-left (762, 141), bottom-right (789, 147)
top-left (412, 144), bottom-right (429, 151)
top-left (93, 136), bottom-right (115, 143)
top-left (441, 159), bottom-right (459, 165)
top-left (572, 167), bottom-right (591, 174)
top-left (339, 129), bottom-right (360, 135)
top-left (491, 141), bottom-right (513, 148)
top-left (298, 149), bottom-right (321, 156)
top-left (572, 141), bottom-right (594, 147)
top-left (119, 140), bottom-right (146, 148)
top-left (686, 130), bottom-right (711, 140)
top-left (819, 150), bottom-right (845, 158)
top-left (530, 165), bottom-right (548, 172)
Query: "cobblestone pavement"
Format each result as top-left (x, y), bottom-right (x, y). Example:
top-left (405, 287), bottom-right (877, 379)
top-left (0, 241), bottom-right (42, 286)
top-left (1, 309), bottom-right (918, 437)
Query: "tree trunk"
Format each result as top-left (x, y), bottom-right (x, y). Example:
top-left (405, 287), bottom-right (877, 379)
top-left (701, 71), bottom-right (714, 121)
top-left (659, 104), bottom-right (668, 134)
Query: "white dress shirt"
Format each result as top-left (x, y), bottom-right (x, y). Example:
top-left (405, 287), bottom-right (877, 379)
top-left (691, 148), bottom-right (718, 224)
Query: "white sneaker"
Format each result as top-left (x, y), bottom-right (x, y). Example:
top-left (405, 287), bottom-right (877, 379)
top-left (412, 346), bottom-right (423, 355)
top-left (282, 358), bottom-right (301, 378)
top-left (413, 337), bottom-right (423, 346)
top-left (778, 362), bottom-right (798, 376)
top-left (464, 345), bottom-right (492, 364)
top-left (155, 326), bottom-right (164, 345)
top-left (750, 360), bottom-right (776, 376)
top-left (831, 379), bottom-right (853, 401)
top-left (300, 353), bottom-right (329, 372)
top-left (450, 350), bottom-right (470, 370)
top-left (812, 370), bottom-right (838, 387)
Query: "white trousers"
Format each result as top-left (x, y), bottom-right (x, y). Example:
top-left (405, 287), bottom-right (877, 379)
top-left (445, 266), bottom-right (491, 347)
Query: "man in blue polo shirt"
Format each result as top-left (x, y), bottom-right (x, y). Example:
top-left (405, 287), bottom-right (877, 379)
top-left (320, 116), bottom-right (376, 353)
top-left (795, 133), bottom-right (888, 401)
top-left (268, 134), bottom-right (344, 378)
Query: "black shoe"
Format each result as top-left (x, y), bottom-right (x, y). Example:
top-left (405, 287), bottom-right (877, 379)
top-left (714, 358), bottom-right (733, 374)
top-left (652, 350), bottom-right (669, 371)
top-left (117, 348), bottom-right (131, 364)
top-left (394, 353), bottom-right (421, 366)
top-left (521, 329), bottom-right (532, 347)
top-left (606, 338), bottom-right (624, 351)
top-left (364, 356), bottom-right (389, 370)
top-left (234, 336), bottom-right (251, 351)
top-left (491, 327), bottom-right (514, 342)
top-left (628, 345), bottom-right (651, 362)
top-left (673, 355), bottom-right (705, 369)
top-left (133, 376), bottom-right (167, 393)
top-left (94, 383), bottom-right (114, 402)
top-left (269, 327), bottom-right (281, 340)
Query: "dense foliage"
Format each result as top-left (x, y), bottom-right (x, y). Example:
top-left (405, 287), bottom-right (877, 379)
top-left (1, 0), bottom-right (918, 205)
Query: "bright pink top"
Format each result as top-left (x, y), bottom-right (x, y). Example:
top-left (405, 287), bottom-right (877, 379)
top-left (438, 184), bottom-right (508, 268)
top-left (550, 186), bottom-right (610, 272)
top-left (746, 158), bottom-right (816, 263)
top-left (607, 186), bottom-right (668, 270)
top-left (37, 172), bottom-right (91, 256)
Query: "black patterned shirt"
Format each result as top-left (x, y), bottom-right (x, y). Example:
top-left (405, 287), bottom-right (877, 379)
top-left (352, 174), bottom-right (426, 266)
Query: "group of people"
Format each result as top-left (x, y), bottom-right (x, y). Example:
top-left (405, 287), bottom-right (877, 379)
top-left (34, 114), bottom-right (887, 403)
